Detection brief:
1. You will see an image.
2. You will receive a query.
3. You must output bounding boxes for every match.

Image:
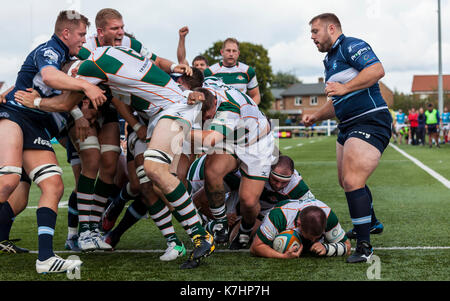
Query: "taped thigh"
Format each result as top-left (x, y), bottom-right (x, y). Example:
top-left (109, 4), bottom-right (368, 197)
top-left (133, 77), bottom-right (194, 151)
top-left (100, 144), bottom-right (121, 154)
top-left (29, 164), bottom-right (63, 184)
top-left (77, 136), bottom-right (100, 151)
top-left (143, 149), bottom-right (173, 165)
top-left (0, 166), bottom-right (22, 177)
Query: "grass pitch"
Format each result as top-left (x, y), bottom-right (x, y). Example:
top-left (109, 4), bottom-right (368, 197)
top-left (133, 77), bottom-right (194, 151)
top-left (1, 136), bottom-right (449, 282)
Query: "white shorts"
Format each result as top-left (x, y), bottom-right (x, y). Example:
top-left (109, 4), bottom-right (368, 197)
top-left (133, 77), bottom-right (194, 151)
top-left (127, 131), bottom-right (148, 158)
top-left (236, 133), bottom-right (277, 181)
top-left (146, 102), bottom-right (202, 140)
top-left (395, 123), bottom-right (406, 133)
top-left (442, 123), bottom-right (450, 131)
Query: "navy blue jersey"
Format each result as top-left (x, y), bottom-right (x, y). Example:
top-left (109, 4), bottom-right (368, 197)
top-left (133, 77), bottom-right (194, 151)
top-left (324, 34), bottom-right (388, 124)
top-left (5, 34), bottom-right (70, 115)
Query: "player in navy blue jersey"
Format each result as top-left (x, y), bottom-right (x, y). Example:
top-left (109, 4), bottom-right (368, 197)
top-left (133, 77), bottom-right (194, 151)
top-left (0, 10), bottom-right (106, 274)
top-left (303, 13), bottom-right (391, 263)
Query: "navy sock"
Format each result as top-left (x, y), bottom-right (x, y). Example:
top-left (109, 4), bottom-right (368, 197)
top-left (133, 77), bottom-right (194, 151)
top-left (365, 185), bottom-right (378, 226)
top-left (67, 191), bottom-right (78, 228)
top-left (240, 219), bottom-right (255, 235)
top-left (112, 200), bottom-right (147, 238)
top-left (0, 202), bottom-right (15, 241)
top-left (36, 207), bottom-right (57, 261)
top-left (345, 188), bottom-right (372, 244)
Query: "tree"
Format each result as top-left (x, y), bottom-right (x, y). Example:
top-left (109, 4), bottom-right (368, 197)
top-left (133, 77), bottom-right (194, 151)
top-left (201, 41), bottom-right (274, 111)
top-left (271, 71), bottom-right (301, 89)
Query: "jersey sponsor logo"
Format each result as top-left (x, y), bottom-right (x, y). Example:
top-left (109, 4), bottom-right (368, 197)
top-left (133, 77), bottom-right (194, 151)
top-left (33, 137), bottom-right (52, 148)
top-left (236, 75), bottom-right (244, 81)
top-left (43, 48), bottom-right (59, 65)
top-left (332, 61), bottom-right (337, 70)
top-left (350, 46), bottom-right (371, 61)
top-left (347, 42), bottom-right (365, 53)
top-left (0, 112), bottom-right (10, 119)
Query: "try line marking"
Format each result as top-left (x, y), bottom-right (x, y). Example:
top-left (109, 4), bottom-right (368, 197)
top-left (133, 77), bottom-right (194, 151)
top-left (389, 143), bottom-right (450, 189)
top-left (27, 246), bottom-right (450, 254)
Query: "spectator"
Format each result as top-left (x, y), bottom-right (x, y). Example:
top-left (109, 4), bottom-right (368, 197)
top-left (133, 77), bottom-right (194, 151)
top-left (417, 107), bottom-right (426, 146)
top-left (425, 103), bottom-right (440, 148)
top-left (408, 107), bottom-right (418, 145)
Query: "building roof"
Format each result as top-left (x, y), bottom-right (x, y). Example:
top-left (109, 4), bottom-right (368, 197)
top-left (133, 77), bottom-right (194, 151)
top-left (281, 82), bottom-right (326, 96)
top-left (271, 88), bottom-right (285, 100)
top-left (411, 75), bottom-right (450, 93)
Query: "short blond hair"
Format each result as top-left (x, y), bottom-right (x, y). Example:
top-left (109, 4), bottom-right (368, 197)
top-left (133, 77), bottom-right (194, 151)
top-left (54, 10), bottom-right (90, 35)
top-left (95, 8), bottom-right (122, 29)
top-left (222, 37), bottom-right (240, 50)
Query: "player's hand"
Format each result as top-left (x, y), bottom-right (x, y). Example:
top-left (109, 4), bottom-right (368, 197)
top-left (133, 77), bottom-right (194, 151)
top-left (136, 125), bottom-right (148, 141)
top-left (310, 242), bottom-right (326, 256)
top-left (14, 88), bottom-right (40, 108)
top-left (302, 114), bottom-right (317, 127)
top-left (0, 92), bottom-right (6, 103)
top-left (81, 98), bottom-right (98, 124)
top-left (75, 116), bottom-right (90, 142)
top-left (82, 83), bottom-right (107, 110)
top-left (284, 245), bottom-right (302, 259)
top-left (179, 26), bottom-right (189, 38)
top-left (173, 64), bottom-right (192, 76)
top-left (325, 82), bottom-right (349, 97)
top-left (187, 91), bottom-right (205, 104)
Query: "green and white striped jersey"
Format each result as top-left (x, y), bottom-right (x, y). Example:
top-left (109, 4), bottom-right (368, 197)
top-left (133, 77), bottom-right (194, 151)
top-left (203, 62), bottom-right (258, 94)
top-left (77, 34), bottom-right (157, 61)
top-left (256, 199), bottom-right (347, 247)
top-left (76, 46), bottom-right (186, 118)
top-left (202, 77), bottom-right (268, 144)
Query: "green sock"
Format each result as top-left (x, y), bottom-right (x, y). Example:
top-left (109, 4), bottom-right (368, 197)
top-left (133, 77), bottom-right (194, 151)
top-left (164, 181), bottom-right (206, 237)
top-left (148, 198), bottom-right (182, 245)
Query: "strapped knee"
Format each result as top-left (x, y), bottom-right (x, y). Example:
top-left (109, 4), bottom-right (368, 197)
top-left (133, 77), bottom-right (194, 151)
top-left (0, 166), bottom-right (22, 177)
top-left (143, 149), bottom-right (173, 165)
top-left (77, 136), bottom-right (100, 151)
top-left (29, 164), bottom-right (63, 184)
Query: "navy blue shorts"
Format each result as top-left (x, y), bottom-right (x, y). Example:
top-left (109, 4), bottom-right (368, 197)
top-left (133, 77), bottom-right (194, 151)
top-left (427, 124), bottom-right (438, 134)
top-left (66, 138), bottom-right (80, 166)
top-left (337, 110), bottom-right (392, 154)
top-left (0, 103), bottom-right (54, 152)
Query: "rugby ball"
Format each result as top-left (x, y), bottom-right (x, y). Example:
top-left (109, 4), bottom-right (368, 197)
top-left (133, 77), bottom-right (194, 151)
top-left (272, 230), bottom-right (301, 253)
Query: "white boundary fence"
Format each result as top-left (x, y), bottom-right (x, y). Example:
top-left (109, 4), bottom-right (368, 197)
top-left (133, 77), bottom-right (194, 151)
top-left (273, 120), bottom-right (338, 137)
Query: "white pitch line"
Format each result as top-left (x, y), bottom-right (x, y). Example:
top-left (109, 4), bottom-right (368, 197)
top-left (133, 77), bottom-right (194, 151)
top-left (27, 246), bottom-right (450, 254)
top-left (26, 201), bottom-right (68, 209)
top-left (283, 146), bottom-right (293, 150)
top-left (297, 143), bottom-right (303, 147)
top-left (389, 143), bottom-right (450, 189)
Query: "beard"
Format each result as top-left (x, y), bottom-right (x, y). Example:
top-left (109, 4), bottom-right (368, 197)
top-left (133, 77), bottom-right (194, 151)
top-left (317, 36), bottom-right (333, 53)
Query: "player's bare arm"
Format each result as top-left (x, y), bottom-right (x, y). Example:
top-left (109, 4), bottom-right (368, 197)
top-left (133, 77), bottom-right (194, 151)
top-left (40, 66), bottom-right (106, 105)
top-left (325, 62), bottom-right (385, 97)
top-left (177, 26), bottom-right (190, 65)
top-left (247, 87), bottom-right (261, 105)
top-left (302, 99), bottom-right (335, 127)
top-left (110, 96), bottom-right (147, 140)
top-left (250, 235), bottom-right (302, 259)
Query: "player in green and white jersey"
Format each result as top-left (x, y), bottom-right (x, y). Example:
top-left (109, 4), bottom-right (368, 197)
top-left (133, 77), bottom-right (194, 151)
top-left (203, 38), bottom-right (261, 104)
top-left (191, 76), bottom-right (276, 250)
top-left (250, 199), bottom-right (351, 259)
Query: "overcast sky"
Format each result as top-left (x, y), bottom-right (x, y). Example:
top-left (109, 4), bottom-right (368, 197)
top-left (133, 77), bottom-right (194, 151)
top-left (0, 0), bottom-right (448, 94)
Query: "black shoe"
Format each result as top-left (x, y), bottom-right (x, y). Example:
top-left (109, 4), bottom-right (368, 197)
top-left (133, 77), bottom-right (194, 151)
top-left (103, 231), bottom-right (120, 249)
top-left (346, 221), bottom-right (384, 239)
top-left (101, 198), bottom-right (126, 232)
top-left (180, 255), bottom-right (201, 269)
top-left (206, 219), bottom-right (229, 245)
top-left (191, 233), bottom-right (215, 260)
top-left (229, 231), bottom-right (251, 250)
top-left (0, 239), bottom-right (29, 254)
top-left (346, 240), bottom-right (373, 263)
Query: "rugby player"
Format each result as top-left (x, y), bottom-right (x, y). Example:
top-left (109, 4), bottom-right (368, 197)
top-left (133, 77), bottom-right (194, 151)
top-left (203, 38), bottom-right (260, 104)
top-left (1, 10), bottom-right (106, 274)
top-left (250, 200), bottom-right (351, 259)
top-left (304, 13), bottom-right (391, 263)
